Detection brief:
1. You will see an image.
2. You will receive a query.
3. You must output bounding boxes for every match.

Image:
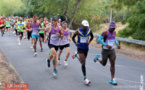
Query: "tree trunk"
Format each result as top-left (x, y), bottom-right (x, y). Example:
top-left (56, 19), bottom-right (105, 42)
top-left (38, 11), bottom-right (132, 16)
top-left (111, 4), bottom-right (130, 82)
top-left (110, 8), bottom-right (112, 22)
top-left (63, 2), bottom-right (69, 17)
top-left (110, 0), bottom-right (112, 23)
top-left (68, 0), bottom-right (81, 28)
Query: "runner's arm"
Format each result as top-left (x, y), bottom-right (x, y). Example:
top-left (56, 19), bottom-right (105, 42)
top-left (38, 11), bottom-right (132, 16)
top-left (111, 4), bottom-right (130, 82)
top-left (98, 31), bottom-right (107, 46)
top-left (44, 26), bottom-right (51, 40)
top-left (59, 26), bottom-right (64, 38)
top-left (114, 31), bottom-right (119, 45)
top-left (89, 30), bottom-right (94, 43)
top-left (72, 30), bottom-right (79, 44)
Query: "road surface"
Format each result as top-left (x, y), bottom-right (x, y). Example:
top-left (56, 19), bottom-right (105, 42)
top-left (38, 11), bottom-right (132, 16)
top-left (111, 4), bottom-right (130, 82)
top-left (0, 33), bottom-right (145, 90)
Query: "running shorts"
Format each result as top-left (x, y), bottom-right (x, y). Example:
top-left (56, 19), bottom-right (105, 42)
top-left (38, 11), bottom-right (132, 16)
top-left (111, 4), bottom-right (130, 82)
top-left (101, 49), bottom-right (116, 59)
top-left (59, 44), bottom-right (70, 50)
top-left (77, 48), bottom-right (89, 57)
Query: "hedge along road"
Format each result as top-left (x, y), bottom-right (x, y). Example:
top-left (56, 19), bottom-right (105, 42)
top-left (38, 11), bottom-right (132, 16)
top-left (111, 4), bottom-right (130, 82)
top-left (0, 34), bottom-right (145, 90)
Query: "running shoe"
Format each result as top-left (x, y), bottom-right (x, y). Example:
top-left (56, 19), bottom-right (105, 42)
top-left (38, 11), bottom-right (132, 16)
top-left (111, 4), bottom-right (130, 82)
top-left (46, 58), bottom-right (50, 67)
top-left (41, 48), bottom-right (43, 52)
top-left (109, 78), bottom-right (117, 85)
top-left (18, 42), bottom-right (21, 45)
top-left (23, 36), bottom-right (26, 39)
top-left (84, 78), bottom-right (91, 85)
top-left (58, 59), bottom-right (61, 65)
top-left (94, 55), bottom-right (100, 62)
top-left (53, 69), bottom-right (58, 76)
top-left (34, 52), bottom-right (37, 57)
top-left (72, 51), bottom-right (78, 59)
top-left (30, 46), bottom-right (33, 49)
top-left (64, 61), bottom-right (68, 66)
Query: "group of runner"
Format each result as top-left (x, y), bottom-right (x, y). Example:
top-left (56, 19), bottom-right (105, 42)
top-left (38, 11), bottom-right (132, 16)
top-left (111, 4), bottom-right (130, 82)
top-left (0, 15), bottom-right (121, 85)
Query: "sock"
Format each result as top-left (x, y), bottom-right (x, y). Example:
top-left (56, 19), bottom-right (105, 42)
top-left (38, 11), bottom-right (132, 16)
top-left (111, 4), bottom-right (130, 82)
top-left (82, 64), bottom-right (86, 79)
top-left (84, 76), bottom-right (87, 80)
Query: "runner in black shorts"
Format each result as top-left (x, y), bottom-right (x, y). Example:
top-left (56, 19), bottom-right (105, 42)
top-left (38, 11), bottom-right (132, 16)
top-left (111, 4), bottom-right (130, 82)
top-left (72, 20), bottom-right (94, 85)
top-left (39, 17), bottom-right (45, 52)
top-left (26, 18), bottom-right (33, 48)
top-left (58, 21), bottom-right (71, 66)
top-left (45, 16), bottom-right (63, 76)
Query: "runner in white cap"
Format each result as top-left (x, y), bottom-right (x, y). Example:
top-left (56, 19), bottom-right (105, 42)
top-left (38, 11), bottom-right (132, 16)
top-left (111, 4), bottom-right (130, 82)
top-left (72, 20), bottom-right (94, 85)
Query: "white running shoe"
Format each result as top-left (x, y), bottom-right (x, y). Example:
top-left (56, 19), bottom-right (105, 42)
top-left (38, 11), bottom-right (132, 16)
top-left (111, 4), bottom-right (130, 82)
top-left (18, 42), bottom-right (21, 45)
top-left (34, 52), bottom-right (37, 57)
top-left (30, 46), bottom-right (33, 49)
top-left (64, 61), bottom-right (68, 66)
top-left (58, 60), bottom-right (61, 65)
top-left (85, 78), bottom-right (91, 85)
top-left (72, 51), bottom-right (78, 59)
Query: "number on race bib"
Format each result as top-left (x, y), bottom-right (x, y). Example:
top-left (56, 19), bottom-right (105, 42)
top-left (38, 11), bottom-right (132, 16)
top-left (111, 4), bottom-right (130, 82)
top-left (80, 37), bottom-right (88, 43)
top-left (108, 40), bottom-right (115, 46)
top-left (51, 34), bottom-right (59, 40)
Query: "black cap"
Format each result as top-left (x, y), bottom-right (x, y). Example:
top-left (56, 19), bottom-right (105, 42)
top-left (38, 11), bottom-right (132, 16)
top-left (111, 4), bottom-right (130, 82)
top-left (52, 16), bottom-right (57, 21)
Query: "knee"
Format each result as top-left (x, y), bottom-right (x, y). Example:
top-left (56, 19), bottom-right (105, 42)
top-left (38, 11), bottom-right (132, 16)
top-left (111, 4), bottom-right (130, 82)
top-left (111, 62), bottom-right (115, 67)
top-left (102, 62), bottom-right (107, 66)
top-left (67, 51), bottom-right (70, 55)
top-left (81, 61), bottom-right (85, 66)
top-left (53, 54), bottom-right (57, 59)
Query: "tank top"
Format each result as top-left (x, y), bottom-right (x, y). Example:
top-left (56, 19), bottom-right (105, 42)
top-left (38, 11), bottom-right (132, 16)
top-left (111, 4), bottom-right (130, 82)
top-left (32, 22), bottom-right (39, 35)
top-left (44, 21), bottom-right (47, 26)
top-left (6, 21), bottom-right (10, 27)
top-left (39, 23), bottom-right (45, 34)
top-left (60, 29), bottom-right (69, 45)
top-left (27, 22), bottom-right (31, 29)
top-left (0, 19), bottom-right (4, 27)
top-left (77, 27), bottom-right (90, 49)
top-left (49, 26), bottom-right (60, 46)
top-left (103, 30), bottom-right (116, 50)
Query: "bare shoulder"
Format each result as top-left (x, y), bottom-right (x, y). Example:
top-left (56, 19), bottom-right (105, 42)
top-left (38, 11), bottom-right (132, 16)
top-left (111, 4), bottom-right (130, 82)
top-left (101, 30), bottom-right (107, 36)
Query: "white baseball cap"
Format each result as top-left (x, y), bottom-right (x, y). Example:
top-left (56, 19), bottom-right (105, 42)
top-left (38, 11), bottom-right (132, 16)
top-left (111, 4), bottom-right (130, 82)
top-left (81, 20), bottom-right (89, 27)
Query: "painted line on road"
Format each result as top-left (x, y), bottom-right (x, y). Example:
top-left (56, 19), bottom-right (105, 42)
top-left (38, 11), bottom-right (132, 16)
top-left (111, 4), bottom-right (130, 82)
top-left (87, 61), bottom-right (145, 85)
top-left (88, 61), bottom-right (145, 71)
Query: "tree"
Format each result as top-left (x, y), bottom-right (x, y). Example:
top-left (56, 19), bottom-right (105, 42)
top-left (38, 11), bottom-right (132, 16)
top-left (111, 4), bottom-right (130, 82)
top-left (116, 0), bottom-right (145, 40)
top-left (0, 0), bottom-right (22, 16)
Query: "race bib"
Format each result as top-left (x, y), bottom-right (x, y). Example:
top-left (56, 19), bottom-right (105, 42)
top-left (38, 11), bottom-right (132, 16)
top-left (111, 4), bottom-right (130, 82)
top-left (0, 25), bottom-right (3, 27)
top-left (108, 40), bottom-right (115, 46)
top-left (64, 36), bottom-right (69, 41)
top-left (19, 27), bottom-right (22, 29)
top-left (80, 37), bottom-right (88, 43)
top-left (51, 34), bottom-right (59, 40)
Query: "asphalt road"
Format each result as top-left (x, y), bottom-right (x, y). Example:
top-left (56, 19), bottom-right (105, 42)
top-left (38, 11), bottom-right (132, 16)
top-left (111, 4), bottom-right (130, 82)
top-left (0, 32), bottom-right (145, 90)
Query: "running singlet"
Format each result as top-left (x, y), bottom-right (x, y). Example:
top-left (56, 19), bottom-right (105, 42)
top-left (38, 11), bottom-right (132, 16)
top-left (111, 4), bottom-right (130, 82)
top-left (103, 30), bottom-right (115, 50)
top-left (16, 22), bottom-right (25, 32)
top-left (44, 21), bottom-right (47, 26)
top-left (0, 19), bottom-right (4, 27)
top-left (60, 29), bottom-right (69, 45)
top-left (32, 23), bottom-right (39, 35)
top-left (27, 22), bottom-right (31, 29)
top-left (49, 26), bottom-right (60, 46)
top-left (6, 21), bottom-right (10, 27)
top-left (77, 27), bottom-right (90, 49)
top-left (39, 23), bottom-right (45, 34)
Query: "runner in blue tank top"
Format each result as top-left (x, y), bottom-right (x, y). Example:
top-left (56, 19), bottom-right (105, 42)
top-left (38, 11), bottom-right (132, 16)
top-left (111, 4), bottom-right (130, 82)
top-left (72, 20), bottom-right (94, 85)
top-left (94, 21), bottom-right (121, 85)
